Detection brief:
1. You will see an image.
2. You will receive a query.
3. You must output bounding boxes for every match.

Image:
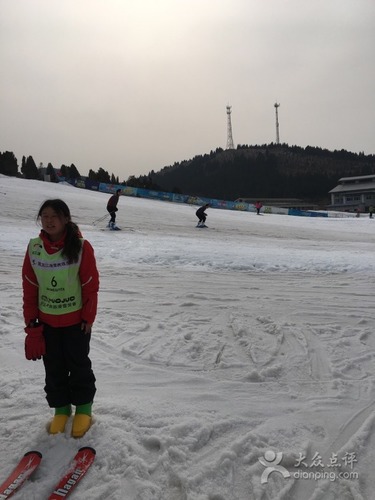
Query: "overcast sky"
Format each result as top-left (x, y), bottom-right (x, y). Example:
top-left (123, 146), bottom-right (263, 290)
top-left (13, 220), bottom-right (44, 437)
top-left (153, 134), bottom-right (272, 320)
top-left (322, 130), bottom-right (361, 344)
top-left (1, 0), bottom-right (374, 181)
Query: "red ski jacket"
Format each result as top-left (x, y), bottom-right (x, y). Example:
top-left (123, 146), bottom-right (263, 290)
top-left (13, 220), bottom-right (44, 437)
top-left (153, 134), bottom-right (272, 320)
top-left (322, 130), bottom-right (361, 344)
top-left (22, 231), bottom-right (99, 328)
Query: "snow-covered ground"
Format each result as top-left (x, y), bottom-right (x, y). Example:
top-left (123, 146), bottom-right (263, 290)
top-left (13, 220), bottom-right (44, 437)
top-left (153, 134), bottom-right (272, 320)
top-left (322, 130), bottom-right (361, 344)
top-left (1, 175), bottom-right (375, 500)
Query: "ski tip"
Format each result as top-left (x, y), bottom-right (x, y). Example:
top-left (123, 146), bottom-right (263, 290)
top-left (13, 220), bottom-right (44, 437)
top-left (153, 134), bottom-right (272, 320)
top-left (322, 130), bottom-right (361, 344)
top-left (78, 446), bottom-right (96, 455)
top-left (24, 450), bottom-right (43, 459)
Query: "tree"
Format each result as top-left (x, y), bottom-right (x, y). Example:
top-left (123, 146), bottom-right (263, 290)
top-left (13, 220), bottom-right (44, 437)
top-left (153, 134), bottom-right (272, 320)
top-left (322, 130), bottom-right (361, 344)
top-left (59, 164), bottom-right (81, 180)
top-left (21, 155), bottom-right (39, 179)
top-left (46, 163), bottom-right (58, 182)
top-left (96, 167), bottom-right (110, 183)
top-left (88, 169), bottom-right (97, 181)
top-left (0, 151), bottom-right (18, 176)
top-left (60, 164), bottom-right (69, 178)
top-left (69, 164), bottom-right (81, 179)
top-left (126, 175), bottom-right (136, 186)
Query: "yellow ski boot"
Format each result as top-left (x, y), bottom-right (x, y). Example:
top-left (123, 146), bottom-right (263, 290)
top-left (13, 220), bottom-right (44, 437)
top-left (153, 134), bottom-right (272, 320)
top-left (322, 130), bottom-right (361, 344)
top-left (49, 405), bottom-right (71, 434)
top-left (72, 403), bottom-right (93, 438)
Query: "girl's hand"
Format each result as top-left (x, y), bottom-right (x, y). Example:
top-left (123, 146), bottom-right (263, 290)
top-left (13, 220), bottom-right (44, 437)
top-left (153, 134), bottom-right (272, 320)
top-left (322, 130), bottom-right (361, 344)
top-left (81, 321), bottom-right (92, 334)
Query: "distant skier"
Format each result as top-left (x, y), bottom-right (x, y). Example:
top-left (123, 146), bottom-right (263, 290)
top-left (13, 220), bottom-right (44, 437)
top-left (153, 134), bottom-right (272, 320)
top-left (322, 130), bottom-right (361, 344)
top-left (196, 203), bottom-right (210, 227)
top-left (106, 189), bottom-right (122, 229)
top-left (255, 201), bottom-right (263, 215)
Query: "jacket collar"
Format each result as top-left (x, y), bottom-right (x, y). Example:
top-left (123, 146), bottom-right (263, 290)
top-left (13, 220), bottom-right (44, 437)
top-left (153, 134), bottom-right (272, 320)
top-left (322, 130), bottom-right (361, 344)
top-left (39, 230), bottom-right (66, 252)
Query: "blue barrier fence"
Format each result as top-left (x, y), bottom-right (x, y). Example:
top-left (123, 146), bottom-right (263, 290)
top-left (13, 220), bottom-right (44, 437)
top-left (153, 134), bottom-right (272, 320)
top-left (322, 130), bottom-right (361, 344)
top-left (62, 177), bottom-right (329, 218)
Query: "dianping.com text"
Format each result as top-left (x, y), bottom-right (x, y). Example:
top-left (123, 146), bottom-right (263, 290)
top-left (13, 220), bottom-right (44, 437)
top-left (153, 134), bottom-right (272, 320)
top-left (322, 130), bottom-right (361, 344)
top-left (294, 469), bottom-right (359, 482)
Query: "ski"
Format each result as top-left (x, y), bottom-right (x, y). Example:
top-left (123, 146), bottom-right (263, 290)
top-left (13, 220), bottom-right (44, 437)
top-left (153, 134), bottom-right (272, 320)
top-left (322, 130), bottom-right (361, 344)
top-left (0, 450), bottom-right (42, 499)
top-left (48, 447), bottom-right (96, 499)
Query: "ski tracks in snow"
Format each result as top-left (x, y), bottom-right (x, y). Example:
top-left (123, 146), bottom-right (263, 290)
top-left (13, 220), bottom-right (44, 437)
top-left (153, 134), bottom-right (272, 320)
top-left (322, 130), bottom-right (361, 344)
top-left (89, 268), bottom-right (375, 499)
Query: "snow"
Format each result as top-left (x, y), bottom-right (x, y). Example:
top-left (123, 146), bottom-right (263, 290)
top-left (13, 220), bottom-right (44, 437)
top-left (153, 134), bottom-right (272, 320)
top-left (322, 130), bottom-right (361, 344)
top-left (1, 175), bottom-right (375, 500)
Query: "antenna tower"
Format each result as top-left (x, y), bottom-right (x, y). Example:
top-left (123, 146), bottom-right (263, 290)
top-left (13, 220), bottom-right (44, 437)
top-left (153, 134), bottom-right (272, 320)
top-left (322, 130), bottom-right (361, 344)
top-left (226, 105), bottom-right (235, 149)
top-left (274, 102), bottom-right (280, 145)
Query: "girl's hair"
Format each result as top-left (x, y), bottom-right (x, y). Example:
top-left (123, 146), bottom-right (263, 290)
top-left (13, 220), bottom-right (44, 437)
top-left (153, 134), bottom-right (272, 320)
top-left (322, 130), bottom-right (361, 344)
top-left (37, 199), bottom-right (82, 263)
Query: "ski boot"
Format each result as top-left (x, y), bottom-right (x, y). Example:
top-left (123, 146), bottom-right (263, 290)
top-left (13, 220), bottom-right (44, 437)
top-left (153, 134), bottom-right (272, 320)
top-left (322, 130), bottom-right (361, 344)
top-left (49, 405), bottom-right (71, 434)
top-left (72, 403), bottom-right (92, 438)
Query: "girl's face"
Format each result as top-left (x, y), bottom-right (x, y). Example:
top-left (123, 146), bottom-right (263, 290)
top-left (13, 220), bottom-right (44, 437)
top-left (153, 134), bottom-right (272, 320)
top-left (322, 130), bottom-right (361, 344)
top-left (40, 207), bottom-right (69, 241)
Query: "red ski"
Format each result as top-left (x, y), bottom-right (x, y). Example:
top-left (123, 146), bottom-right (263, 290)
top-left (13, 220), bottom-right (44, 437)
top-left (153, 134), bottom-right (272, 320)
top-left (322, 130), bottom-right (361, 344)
top-left (0, 450), bottom-right (42, 499)
top-left (48, 447), bottom-right (96, 499)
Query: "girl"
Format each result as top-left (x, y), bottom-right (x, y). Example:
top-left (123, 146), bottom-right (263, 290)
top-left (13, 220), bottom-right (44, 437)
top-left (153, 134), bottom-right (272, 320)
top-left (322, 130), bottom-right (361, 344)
top-left (22, 199), bottom-right (99, 438)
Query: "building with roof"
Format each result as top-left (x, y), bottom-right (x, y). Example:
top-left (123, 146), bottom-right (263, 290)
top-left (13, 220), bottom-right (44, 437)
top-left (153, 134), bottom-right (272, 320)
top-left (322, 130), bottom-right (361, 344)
top-left (329, 174), bottom-right (375, 212)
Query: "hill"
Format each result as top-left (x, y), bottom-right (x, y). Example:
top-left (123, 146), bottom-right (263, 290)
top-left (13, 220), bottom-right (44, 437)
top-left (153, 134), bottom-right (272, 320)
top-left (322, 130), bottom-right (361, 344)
top-left (131, 144), bottom-right (375, 204)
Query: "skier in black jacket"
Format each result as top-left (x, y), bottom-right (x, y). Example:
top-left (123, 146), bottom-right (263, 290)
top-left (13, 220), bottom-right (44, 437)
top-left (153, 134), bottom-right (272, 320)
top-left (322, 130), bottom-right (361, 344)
top-left (196, 204), bottom-right (210, 227)
top-left (106, 189), bottom-right (122, 229)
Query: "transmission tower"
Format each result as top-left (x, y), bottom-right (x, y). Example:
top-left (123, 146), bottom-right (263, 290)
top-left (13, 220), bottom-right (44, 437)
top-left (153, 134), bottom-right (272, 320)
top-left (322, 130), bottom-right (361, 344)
top-left (274, 102), bottom-right (280, 144)
top-left (226, 105), bottom-right (235, 149)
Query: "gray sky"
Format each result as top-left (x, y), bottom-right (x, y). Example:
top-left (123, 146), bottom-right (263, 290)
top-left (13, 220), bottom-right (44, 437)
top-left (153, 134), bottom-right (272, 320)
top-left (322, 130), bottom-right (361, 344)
top-left (1, 0), bottom-right (374, 181)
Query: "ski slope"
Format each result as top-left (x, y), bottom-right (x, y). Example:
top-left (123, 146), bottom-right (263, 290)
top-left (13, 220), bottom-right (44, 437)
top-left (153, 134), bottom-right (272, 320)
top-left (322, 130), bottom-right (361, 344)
top-left (1, 175), bottom-right (375, 499)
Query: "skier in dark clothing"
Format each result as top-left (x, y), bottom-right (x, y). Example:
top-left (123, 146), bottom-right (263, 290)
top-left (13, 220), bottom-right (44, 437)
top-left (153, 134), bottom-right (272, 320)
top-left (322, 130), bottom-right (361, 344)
top-left (106, 189), bottom-right (122, 229)
top-left (196, 204), bottom-right (210, 227)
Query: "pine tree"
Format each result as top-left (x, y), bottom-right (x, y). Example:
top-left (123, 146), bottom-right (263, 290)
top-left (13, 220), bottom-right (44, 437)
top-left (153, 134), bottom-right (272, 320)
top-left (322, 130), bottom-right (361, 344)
top-left (69, 163), bottom-right (81, 179)
top-left (97, 167), bottom-right (110, 183)
top-left (21, 156), bottom-right (39, 179)
top-left (0, 151), bottom-right (18, 176)
top-left (46, 163), bottom-right (58, 182)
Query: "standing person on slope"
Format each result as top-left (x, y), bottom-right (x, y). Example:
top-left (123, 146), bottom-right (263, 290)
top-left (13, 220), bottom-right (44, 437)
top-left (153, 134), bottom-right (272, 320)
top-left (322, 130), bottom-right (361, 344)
top-left (254, 201), bottom-right (263, 215)
top-left (106, 188), bottom-right (122, 229)
top-left (22, 199), bottom-right (99, 438)
top-left (196, 203), bottom-right (210, 227)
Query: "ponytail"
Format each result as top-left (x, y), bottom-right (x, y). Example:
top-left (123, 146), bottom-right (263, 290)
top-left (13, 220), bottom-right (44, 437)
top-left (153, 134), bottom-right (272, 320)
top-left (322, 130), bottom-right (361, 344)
top-left (64, 220), bottom-right (82, 263)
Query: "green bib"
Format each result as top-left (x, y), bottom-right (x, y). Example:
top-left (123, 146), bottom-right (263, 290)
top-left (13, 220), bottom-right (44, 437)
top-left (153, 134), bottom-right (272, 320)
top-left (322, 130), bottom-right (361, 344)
top-left (29, 237), bottom-right (83, 316)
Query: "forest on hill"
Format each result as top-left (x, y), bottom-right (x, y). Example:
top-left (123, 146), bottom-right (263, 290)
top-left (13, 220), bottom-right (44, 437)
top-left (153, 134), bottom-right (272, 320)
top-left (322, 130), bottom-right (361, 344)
top-left (1, 144), bottom-right (375, 206)
top-left (127, 144), bottom-right (375, 205)
top-left (0, 151), bottom-right (120, 184)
